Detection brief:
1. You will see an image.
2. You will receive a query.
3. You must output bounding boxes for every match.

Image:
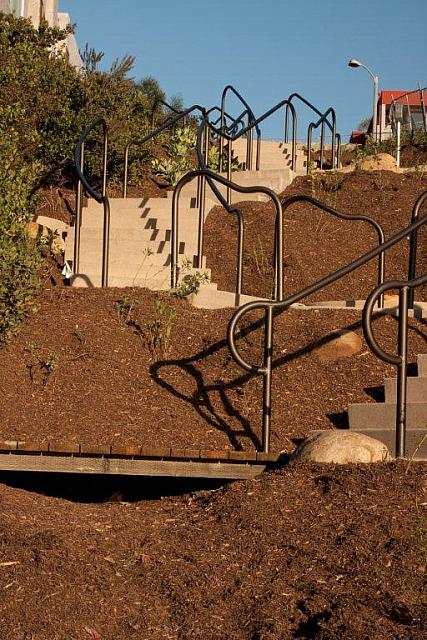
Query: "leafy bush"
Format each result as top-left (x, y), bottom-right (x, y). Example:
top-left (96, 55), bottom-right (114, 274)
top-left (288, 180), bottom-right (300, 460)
top-left (0, 105), bottom-right (44, 342)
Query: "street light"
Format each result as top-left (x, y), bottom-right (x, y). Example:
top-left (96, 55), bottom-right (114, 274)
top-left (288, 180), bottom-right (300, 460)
top-left (348, 58), bottom-right (379, 142)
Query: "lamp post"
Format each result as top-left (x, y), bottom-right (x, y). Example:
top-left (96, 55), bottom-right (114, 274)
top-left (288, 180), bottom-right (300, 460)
top-left (348, 58), bottom-right (379, 142)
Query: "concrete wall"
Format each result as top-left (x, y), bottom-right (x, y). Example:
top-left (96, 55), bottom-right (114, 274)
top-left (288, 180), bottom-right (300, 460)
top-left (0, 1), bottom-right (10, 13)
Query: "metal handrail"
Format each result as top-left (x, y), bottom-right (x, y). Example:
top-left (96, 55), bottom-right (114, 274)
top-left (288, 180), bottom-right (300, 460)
top-left (150, 98), bottom-right (184, 129)
top-left (227, 203), bottom-right (427, 454)
top-left (74, 117), bottom-right (110, 287)
top-left (407, 189), bottom-right (427, 308)
top-left (281, 194), bottom-right (386, 307)
top-left (284, 93), bottom-right (339, 170)
top-left (208, 97), bottom-right (301, 174)
top-left (363, 272), bottom-right (427, 457)
top-left (123, 103), bottom-right (206, 198)
top-left (307, 107), bottom-right (339, 170)
top-left (171, 167), bottom-right (284, 306)
top-left (219, 85), bottom-right (260, 171)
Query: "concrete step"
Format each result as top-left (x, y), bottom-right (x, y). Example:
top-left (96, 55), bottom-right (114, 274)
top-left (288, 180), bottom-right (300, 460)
top-left (71, 266), bottom-right (210, 291)
top-left (349, 428), bottom-right (427, 459)
top-left (181, 168), bottom-right (295, 203)
top-left (384, 376), bottom-right (427, 403)
top-left (348, 402), bottom-right (427, 432)
top-left (418, 354), bottom-right (427, 376)
top-left (189, 283), bottom-right (269, 309)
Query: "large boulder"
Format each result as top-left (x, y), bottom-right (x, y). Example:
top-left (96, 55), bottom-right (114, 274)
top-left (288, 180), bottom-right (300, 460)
top-left (291, 431), bottom-right (391, 464)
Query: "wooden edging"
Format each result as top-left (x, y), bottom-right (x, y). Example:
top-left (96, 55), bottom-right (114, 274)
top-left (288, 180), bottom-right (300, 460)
top-left (0, 441), bottom-right (282, 479)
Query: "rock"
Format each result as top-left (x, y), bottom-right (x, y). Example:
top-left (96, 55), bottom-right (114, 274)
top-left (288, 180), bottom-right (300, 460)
top-left (359, 153), bottom-right (397, 171)
top-left (313, 329), bottom-right (362, 362)
top-left (291, 431), bottom-right (391, 464)
top-left (26, 221), bottom-right (65, 255)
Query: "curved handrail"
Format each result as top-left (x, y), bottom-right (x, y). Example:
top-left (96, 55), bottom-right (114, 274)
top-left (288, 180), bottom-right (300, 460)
top-left (281, 194), bottom-right (386, 307)
top-left (307, 107), bottom-right (337, 170)
top-left (407, 189), bottom-right (427, 307)
top-left (207, 97), bottom-right (301, 174)
top-left (363, 272), bottom-right (427, 457)
top-left (150, 98), bottom-right (184, 129)
top-left (123, 103), bottom-right (206, 197)
top-left (171, 167), bottom-right (284, 305)
top-left (227, 204), bottom-right (427, 453)
top-left (284, 93), bottom-right (340, 170)
top-left (74, 117), bottom-right (110, 286)
top-left (219, 86), bottom-right (261, 171)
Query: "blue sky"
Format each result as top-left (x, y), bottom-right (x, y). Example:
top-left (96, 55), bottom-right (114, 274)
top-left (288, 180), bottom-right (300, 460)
top-left (64, 0), bottom-right (427, 141)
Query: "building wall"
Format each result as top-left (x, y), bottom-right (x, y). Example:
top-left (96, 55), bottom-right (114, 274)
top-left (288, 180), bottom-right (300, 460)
top-left (6, 0), bottom-right (82, 68)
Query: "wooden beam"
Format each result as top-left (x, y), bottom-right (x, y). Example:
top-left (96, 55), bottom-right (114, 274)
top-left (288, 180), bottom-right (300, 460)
top-left (0, 453), bottom-right (266, 480)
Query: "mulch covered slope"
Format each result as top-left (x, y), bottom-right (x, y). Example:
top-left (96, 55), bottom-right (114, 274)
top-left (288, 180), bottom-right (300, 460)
top-left (0, 286), bottom-right (426, 453)
top-left (0, 166), bottom-right (426, 640)
top-left (0, 462), bottom-right (425, 639)
top-left (204, 170), bottom-right (427, 301)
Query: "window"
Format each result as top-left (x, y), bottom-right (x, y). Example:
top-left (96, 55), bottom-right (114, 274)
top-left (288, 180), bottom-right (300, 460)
top-left (10, 0), bottom-right (24, 16)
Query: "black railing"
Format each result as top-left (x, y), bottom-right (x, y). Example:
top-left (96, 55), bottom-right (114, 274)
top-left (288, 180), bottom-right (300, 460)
top-left (150, 98), bottom-right (185, 129)
top-left (219, 85), bottom-right (260, 172)
top-left (284, 93), bottom-right (340, 171)
top-left (171, 167), bottom-right (284, 306)
top-left (123, 103), bottom-right (206, 198)
top-left (74, 117), bottom-right (110, 286)
top-left (407, 189), bottom-right (427, 308)
top-left (307, 108), bottom-right (341, 171)
top-left (282, 194), bottom-right (385, 307)
top-left (227, 193), bottom-right (427, 455)
top-left (363, 273), bottom-right (427, 458)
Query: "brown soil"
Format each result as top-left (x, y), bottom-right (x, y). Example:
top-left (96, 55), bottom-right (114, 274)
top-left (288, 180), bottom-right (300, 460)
top-left (0, 462), bottom-right (425, 640)
top-left (204, 170), bottom-right (427, 301)
top-left (1, 166), bottom-right (426, 639)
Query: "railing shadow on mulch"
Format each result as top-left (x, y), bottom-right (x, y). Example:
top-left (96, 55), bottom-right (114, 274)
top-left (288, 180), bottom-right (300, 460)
top-left (147, 311), bottom-right (426, 451)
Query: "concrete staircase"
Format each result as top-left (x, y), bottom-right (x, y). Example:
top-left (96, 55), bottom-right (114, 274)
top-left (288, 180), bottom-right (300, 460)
top-left (64, 141), bottom-right (298, 293)
top-left (348, 353), bottom-right (427, 459)
top-left (231, 139), bottom-right (307, 173)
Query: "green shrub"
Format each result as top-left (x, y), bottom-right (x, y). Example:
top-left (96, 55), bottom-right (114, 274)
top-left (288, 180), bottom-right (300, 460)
top-left (0, 106), bottom-right (44, 342)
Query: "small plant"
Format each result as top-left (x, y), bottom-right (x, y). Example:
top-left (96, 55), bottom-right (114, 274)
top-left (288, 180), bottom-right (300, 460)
top-left (25, 341), bottom-right (60, 385)
top-left (146, 299), bottom-right (176, 360)
top-left (174, 271), bottom-right (210, 298)
top-left (168, 126), bottom-right (196, 157)
top-left (115, 291), bottom-right (140, 323)
top-left (151, 157), bottom-right (192, 187)
top-left (207, 145), bottom-right (242, 172)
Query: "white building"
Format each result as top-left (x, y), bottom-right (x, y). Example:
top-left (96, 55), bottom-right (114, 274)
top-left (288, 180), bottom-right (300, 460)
top-left (2, 1), bottom-right (82, 68)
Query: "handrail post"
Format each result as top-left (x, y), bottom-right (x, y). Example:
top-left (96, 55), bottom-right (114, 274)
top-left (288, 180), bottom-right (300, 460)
top-left (307, 124), bottom-right (313, 174)
top-left (291, 104), bottom-right (297, 172)
top-left (196, 123), bottom-right (209, 268)
top-left (171, 185), bottom-right (179, 289)
top-left (227, 140), bottom-right (232, 205)
top-left (73, 141), bottom-right (84, 276)
top-left (256, 132), bottom-right (261, 170)
top-left (123, 143), bottom-right (130, 198)
top-left (284, 104), bottom-right (289, 143)
top-left (101, 128), bottom-right (109, 287)
top-left (235, 211), bottom-right (244, 307)
top-left (396, 286), bottom-right (409, 458)
top-left (262, 306), bottom-right (274, 453)
top-left (407, 191), bottom-right (427, 308)
top-left (320, 120), bottom-right (325, 170)
top-left (331, 115), bottom-right (337, 169)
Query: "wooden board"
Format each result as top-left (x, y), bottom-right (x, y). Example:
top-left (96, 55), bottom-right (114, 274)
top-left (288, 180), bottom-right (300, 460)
top-left (0, 452), bottom-right (266, 480)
